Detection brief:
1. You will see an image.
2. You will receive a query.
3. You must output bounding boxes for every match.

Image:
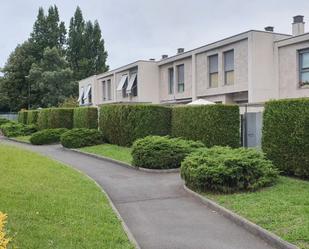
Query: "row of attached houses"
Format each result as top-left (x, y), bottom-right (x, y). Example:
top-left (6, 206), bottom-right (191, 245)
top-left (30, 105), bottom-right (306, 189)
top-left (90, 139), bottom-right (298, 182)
top-left (78, 15), bottom-right (309, 106)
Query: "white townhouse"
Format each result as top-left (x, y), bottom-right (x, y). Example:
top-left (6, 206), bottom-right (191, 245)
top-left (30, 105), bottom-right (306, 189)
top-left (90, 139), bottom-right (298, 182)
top-left (79, 15), bottom-right (309, 106)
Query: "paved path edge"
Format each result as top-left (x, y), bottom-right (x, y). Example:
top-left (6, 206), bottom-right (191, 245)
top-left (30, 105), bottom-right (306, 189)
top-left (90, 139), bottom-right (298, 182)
top-left (183, 185), bottom-right (299, 249)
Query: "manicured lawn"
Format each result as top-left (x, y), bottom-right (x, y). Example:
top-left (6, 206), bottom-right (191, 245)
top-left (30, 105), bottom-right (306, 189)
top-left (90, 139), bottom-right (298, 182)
top-left (206, 176), bottom-right (309, 249)
top-left (13, 135), bottom-right (31, 143)
top-left (0, 144), bottom-right (134, 249)
top-left (79, 144), bottom-right (132, 165)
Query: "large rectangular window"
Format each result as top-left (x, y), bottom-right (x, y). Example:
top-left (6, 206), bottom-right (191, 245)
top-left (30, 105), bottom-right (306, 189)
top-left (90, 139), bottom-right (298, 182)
top-left (168, 68), bottom-right (174, 94)
top-left (107, 79), bottom-right (112, 100)
top-left (299, 49), bottom-right (309, 85)
top-left (177, 64), bottom-right (185, 93)
top-left (102, 81), bottom-right (106, 101)
top-left (209, 54), bottom-right (218, 88)
top-left (224, 50), bottom-right (234, 85)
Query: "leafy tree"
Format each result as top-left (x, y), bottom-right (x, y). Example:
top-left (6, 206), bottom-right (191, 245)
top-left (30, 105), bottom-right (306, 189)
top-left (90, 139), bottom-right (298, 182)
top-left (28, 47), bottom-right (76, 108)
top-left (58, 96), bottom-right (79, 108)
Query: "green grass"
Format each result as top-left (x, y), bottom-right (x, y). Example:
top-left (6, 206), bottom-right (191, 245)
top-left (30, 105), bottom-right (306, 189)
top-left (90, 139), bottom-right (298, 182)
top-left (206, 176), bottom-right (309, 249)
top-left (13, 135), bottom-right (31, 143)
top-left (0, 144), bottom-right (134, 249)
top-left (79, 144), bottom-right (132, 165)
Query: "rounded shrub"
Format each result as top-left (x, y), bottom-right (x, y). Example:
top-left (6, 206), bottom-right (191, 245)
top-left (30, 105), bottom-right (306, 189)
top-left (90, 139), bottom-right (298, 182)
top-left (30, 128), bottom-right (68, 145)
top-left (181, 146), bottom-right (279, 193)
top-left (132, 136), bottom-right (205, 169)
top-left (0, 122), bottom-right (37, 137)
top-left (60, 128), bottom-right (102, 148)
top-left (0, 118), bottom-right (10, 126)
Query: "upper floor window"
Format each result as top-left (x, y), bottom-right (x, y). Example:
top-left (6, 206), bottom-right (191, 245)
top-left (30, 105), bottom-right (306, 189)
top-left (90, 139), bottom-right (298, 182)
top-left (107, 79), bottom-right (112, 100)
top-left (177, 64), bottom-right (185, 93)
top-left (168, 67), bottom-right (174, 94)
top-left (116, 75), bottom-right (128, 98)
top-left (126, 73), bottom-right (138, 97)
top-left (299, 49), bottom-right (309, 86)
top-left (224, 50), bottom-right (234, 85)
top-left (209, 54), bottom-right (218, 88)
top-left (102, 81), bottom-right (106, 101)
top-left (78, 87), bottom-right (85, 105)
top-left (84, 84), bottom-right (92, 104)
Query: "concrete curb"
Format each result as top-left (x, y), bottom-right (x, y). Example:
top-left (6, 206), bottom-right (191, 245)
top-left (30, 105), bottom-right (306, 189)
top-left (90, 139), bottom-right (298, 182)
top-left (66, 148), bottom-right (180, 174)
top-left (6, 137), bottom-right (31, 145)
top-left (183, 185), bottom-right (299, 249)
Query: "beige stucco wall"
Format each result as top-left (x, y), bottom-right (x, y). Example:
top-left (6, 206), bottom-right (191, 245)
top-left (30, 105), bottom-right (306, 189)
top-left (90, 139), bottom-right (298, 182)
top-left (159, 57), bottom-right (192, 103)
top-left (78, 75), bottom-right (98, 106)
top-left (97, 74), bottom-right (114, 104)
top-left (277, 40), bottom-right (309, 99)
top-left (196, 39), bottom-right (249, 100)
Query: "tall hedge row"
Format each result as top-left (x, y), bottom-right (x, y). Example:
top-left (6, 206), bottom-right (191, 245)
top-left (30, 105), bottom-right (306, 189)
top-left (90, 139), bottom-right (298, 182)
top-left (38, 108), bottom-right (74, 130)
top-left (171, 105), bottom-right (240, 147)
top-left (18, 111), bottom-right (28, 124)
top-left (27, 110), bottom-right (40, 125)
top-left (99, 104), bottom-right (171, 146)
top-left (262, 98), bottom-right (309, 178)
top-left (73, 107), bottom-right (98, 129)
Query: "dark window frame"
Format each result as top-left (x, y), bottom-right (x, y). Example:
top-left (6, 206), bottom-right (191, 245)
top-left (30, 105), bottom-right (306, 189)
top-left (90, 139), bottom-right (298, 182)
top-left (168, 67), bottom-right (174, 94)
top-left (223, 50), bottom-right (234, 85)
top-left (177, 64), bottom-right (185, 93)
top-left (299, 49), bottom-right (309, 86)
top-left (208, 54), bottom-right (219, 88)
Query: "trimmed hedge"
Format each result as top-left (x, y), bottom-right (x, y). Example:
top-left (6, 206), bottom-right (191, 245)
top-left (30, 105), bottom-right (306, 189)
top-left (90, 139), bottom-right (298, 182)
top-left (0, 122), bottom-right (37, 137)
top-left (262, 98), bottom-right (309, 178)
top-left (27, 110), bottom-right (40, 125)
top-left (171, 105), bottom-right (240, 147)
top-left (132, 136), bottom-right (204, 169)
top-left (18, 111), bottom-right (28, 124)
top-left (73, 107), bottom-right (98, 129)
top-left (60, 128), bottom-right (102, 148)
top-left (181, 146), bottom-right (278, 193)
top-left (30, 128), bottom-right (68, 145)
top-left (99, 104), bottom-right (171, 146)
top-left (38, 108), bottom-right (74, 130)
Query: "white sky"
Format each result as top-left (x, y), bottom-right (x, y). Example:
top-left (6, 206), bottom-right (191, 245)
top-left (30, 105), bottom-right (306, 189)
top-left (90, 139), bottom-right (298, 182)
top-left (1, 0), bottom-right (309, 71)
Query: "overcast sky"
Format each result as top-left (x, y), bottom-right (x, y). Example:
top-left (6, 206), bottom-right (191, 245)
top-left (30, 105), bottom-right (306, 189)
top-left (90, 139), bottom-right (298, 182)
top-left (1, 0), bottom-right (309, 71)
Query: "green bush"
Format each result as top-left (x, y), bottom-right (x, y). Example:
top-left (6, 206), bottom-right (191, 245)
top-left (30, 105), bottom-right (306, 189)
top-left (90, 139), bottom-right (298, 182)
top-left (171, 105), bottom-right (240, 147)
top-left (0, 118), bottom-right (10, 126)
top-left (60, 128), bottom-right (102, 148)
top-left (0, 122), bottom-right (37, 137)
top-left (18, 111), bottom-right (28, 124)
top-left (38, 108), bottom-right (74, 130)
top-left (73, 107), bottom-right (98, 129)
top-left (30, 128), bottom-right (68, 145)
top-left (181, 146), bottom-right (278, 193)
top-left (27, 110), bottom-right (40, 125)
top-left (132, 136), bottom-right (205, 169)
top-left (99, 104), bottom-right (171, 146)
top-left (262, 98), bottom-right (309, 178)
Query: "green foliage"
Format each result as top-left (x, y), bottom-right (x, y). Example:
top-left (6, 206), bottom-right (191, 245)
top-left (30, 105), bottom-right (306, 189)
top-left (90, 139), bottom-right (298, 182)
top-left (30, 128), bottom-right (68, 145)
top-left (60, 128), bottom-right (102, 148)
top-left (73, 107), bottom-right (98, 129)
top-left (262, 98), bottom-right (309, 178)
top-left (171, 105), bottom-right (240, 147)
top-left (99, 104), bottom-right (171, 146)
top-left (58, 96), bottom-right (79, 108)
top-left (0, 118), bottom-right (10, 126)
top-left (0, 122), bottom-right (37, 137)
top-left (27, 110), bottom-right (40, 125)
top-left (67, 7), bottom-right (108, 80)
top-left (181, 146), bottom-right (279, 193)
top-left (37, 108), bottom-right (74, 130)
top-left (18, 110), bottom-right (28, 124)
top-left (132, 136), bottom-right (204, 169)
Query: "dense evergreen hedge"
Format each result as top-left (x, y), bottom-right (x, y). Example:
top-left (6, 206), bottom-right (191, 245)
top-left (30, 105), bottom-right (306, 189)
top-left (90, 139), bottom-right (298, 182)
top-left (27, 110), bottom-right (40, 125)
top-left (262, 98), bottom-right (309, 178)
top-left (30, 128), bottom-right (68, 145)
top-left (60, 128), bottom-right (102, 148)
top-left (73, 107), bottom-right (98, 129)
top-left (0, 122), bottom-right (37, 137)
top-left (18, 111), bottom-right (28, 124)
top-left (37, 108), bottom-right (74, 130)
top-left (171, 105), bottom-right (240, 147)
top-left (99, 104), bottom-right (171, 146)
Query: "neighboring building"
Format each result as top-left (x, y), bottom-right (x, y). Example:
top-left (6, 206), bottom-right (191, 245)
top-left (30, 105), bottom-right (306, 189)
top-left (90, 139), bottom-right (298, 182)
top-left (79, 15), bottom-right (309, 106)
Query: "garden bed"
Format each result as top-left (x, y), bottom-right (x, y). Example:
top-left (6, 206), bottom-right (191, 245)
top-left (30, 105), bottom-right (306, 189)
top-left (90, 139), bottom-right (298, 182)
top-left (205, 176), bottom-right (309, 249)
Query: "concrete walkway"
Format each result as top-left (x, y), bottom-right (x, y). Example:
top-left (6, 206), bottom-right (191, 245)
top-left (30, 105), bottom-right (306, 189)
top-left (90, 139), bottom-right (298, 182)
top-left (0, 138), bottom-right (275, 249)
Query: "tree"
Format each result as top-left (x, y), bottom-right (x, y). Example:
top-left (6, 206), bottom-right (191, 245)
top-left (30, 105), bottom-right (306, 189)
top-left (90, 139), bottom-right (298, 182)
top-left (67, 7), bottom-right (108, 80)
top-left (28, 47), bottom-right (76, 108)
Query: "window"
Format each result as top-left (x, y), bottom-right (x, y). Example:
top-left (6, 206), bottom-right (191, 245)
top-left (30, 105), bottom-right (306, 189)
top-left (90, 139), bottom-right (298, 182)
top-left (102, 81), bottom-right (106, 101)
top-left (209, 54), bottom-right (218, 88)
top-left (107, 79), bottom-right (112, 100)
top-left (116, 75), bottom-right (128, 98)
top-left (177, 64), bottom-right (185, 93)
top-left (168, 68), bottom-right (174, 94)
top-left (224, 50), bottom-right (234, 85)
top-left (78, 87), bottom-right (84, 105)
top-left (84, 85), bottom-right (92, 104)
top-left (299, 49), bottom-right (309, 86)
top-left (126, 73), bottom-right (137, 96)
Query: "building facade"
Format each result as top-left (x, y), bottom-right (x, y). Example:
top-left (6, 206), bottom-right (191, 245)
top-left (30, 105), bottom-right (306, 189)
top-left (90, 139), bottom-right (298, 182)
top-left (79, 16), bottom-right (309, 106)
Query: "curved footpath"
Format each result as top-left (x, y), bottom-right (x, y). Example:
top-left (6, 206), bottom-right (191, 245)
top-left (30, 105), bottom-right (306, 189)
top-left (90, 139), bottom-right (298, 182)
top-left (0, 138), bottom-right (276, 249)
